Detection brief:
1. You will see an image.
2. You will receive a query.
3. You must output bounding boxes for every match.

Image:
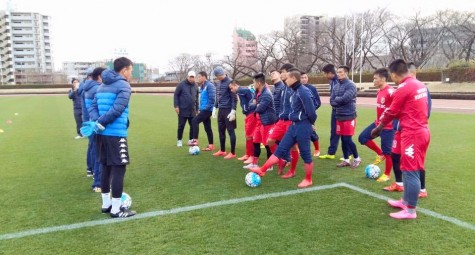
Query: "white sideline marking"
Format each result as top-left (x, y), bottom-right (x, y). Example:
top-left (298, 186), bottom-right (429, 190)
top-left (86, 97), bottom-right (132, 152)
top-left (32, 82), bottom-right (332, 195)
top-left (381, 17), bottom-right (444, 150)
top-left (0, 183), bottom-right (343, 241)
top-left (340, 183), bottom-right (475, 231)
top-left (1, 182), bottom-right (474, 241)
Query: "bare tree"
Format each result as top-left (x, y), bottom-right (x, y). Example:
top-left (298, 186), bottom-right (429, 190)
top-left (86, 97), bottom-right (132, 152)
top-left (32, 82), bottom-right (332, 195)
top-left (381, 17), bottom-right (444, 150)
top-left (168, 53), bottom-right (201, 81)
top-left (437, 10), bottom-right (475, 62)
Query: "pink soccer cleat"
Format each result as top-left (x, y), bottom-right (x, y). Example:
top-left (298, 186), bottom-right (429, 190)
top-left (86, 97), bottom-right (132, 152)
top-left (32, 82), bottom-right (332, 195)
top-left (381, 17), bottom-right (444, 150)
top-left (387, 199), bottom-right (408, 210)
top-left (389, 209), bottom-right (417, 220)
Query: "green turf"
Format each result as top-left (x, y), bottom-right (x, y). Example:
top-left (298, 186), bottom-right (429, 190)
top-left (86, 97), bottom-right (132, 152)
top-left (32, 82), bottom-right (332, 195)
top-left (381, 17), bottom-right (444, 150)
top-left (0, 94), bottom-right (474, 254)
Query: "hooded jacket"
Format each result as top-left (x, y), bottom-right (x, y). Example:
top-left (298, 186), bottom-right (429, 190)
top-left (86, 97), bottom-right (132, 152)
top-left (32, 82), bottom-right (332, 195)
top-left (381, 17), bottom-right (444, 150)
top-left (237, 87), bottom-right (255, 116)
top-left (81, 80), bottom-right (101, 122)
top-left (249, 85), bottom-right (277, 126)
top-left (174, 79), bottom-right (199, 117)
top-left (199, 80), bottom-right (216, 112)
top-left (89, 69), bottom-right (131, 137)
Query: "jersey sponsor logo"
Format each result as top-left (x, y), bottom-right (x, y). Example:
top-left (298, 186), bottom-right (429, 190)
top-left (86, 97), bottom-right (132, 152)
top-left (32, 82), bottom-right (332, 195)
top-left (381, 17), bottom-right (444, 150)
top-left (405, 144), bottom-right (415, 159)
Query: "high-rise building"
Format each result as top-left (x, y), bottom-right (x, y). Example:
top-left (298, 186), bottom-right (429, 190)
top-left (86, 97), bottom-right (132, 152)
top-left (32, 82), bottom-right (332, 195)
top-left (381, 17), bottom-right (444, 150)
top-left (0, 11), bottom-right (53, 84)
top-left (285, 15), bottom-right (323, 52)
top-left (232, 28), bottom-right (257, 64)
top-left (62, 61), bottom-right (106, 81)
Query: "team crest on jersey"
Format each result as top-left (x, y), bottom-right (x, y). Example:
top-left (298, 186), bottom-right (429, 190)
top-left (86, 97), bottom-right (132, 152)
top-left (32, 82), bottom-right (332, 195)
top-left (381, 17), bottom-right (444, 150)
top-left (381, 97), bottom-right (385, 104)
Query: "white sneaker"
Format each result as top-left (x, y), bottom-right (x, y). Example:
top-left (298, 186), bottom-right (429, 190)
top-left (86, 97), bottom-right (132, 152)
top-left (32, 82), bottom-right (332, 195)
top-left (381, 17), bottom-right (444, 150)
top-left (74, 135), bottom-right (83, 139)
top-left (177, 140), bottom-right (183, 147)
top-left (243, 164), bottom-right (257, 169)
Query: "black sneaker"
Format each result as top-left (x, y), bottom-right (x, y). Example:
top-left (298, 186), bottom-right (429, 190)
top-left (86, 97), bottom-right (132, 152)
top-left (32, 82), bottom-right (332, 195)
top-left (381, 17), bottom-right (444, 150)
top-left (86, 170), bottom-right (93, 177)
top-left (101, 205), bottom-right (112, 213)
top-left (110, 207), bottom-right (136, 218)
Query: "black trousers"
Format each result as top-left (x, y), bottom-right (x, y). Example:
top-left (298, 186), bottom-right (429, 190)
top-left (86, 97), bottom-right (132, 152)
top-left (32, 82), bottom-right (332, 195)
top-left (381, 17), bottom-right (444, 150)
top-left (178, 116), bottom-right (194, 140)
top-left (192, 110), bottom-right (213, 144)
top-left (217, 108), bottom-right (237, 154)
top-left (73, 110), bottom-right (82, 136)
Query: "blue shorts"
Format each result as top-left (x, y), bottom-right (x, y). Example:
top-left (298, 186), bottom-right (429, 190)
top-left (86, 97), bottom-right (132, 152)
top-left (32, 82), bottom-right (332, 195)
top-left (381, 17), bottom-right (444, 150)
top-left (358, 122), bottom-right (394, 155)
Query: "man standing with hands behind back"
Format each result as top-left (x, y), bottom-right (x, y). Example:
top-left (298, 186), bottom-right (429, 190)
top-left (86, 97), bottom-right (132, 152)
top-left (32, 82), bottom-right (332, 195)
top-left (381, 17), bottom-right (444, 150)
top-left (174, 71), bottom-right (199, 147)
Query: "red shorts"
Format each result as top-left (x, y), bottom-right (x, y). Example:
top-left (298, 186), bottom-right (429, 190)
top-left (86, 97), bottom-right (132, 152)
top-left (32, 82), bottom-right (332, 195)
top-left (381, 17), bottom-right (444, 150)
top-left (336, 119), bottom-right (357, 136)
top-left (253, 123), bottom-right (275, 145)
top-left (244, 114), bottom-right (257, 137)
top-left (391, 131), bottom-right (401, 154)
top-left (268, 120), bottom-right (292, 141)
top-left (400, 129), bottom-right (430, 171)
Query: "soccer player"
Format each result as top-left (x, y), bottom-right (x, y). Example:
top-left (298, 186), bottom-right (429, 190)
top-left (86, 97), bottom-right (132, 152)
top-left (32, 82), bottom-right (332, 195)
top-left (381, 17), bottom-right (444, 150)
top-left (89, 57), bottom-right (136, 218)
top-left (68, 78), bottom-right (83, 139)
top-left (212, 66), bottom-right (238, 159)
top-left (301, 72), bottom-right (321, 157)
top-left (174, 71), bottom-right (199, 147)
top-left (250, 69), bottom-right (316, 188)
top-left (371, 59), bottom-right (430, 220)
top-left (83, 67), bottom-right (106, 192)
top-left (384, 62), bottom-right (431, 198)
top-left (264, 64), bottom-right (298, 176)
top-left (229, 80), bottom-right (256, 161)
top-left (319, 64), bottom-right (341, 160)
top-left (330, 66), bottom-right (361, 168)
top-left (245, 73), bottom-right (277, 169)
top-left (189, 71), bottom-right (215, 151)
top-left (358, 68), bottom-right (395, 182)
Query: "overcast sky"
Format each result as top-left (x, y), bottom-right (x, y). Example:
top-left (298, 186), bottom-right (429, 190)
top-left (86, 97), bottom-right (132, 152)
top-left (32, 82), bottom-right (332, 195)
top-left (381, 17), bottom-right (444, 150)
top-left (1, 0), bottom-right (474, 72)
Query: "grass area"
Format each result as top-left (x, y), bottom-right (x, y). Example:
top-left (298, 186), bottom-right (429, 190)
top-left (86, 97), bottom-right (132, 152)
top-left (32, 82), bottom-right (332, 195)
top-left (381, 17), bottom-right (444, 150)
top-left (0, 94), bottom-right (474, 254)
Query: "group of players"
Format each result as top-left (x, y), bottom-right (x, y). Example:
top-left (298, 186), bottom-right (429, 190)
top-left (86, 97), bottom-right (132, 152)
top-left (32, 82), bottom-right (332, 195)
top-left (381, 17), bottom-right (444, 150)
top-left (175, 59), bottom-right (430, 220)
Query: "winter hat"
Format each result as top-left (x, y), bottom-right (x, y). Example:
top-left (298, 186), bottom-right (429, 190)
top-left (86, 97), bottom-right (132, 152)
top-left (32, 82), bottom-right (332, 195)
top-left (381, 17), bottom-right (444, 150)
top-left (213, 66), bottom-right (225, 76)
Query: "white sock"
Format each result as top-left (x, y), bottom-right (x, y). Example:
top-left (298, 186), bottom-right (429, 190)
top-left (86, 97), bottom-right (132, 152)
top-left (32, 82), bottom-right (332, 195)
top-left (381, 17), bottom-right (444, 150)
top-left (396, 182), bottom-right (403, 186)
top-left (420, 188), bottom-right (426, 192)
top-left (111, 198), bottom-right (121, 214)
top-left (101, 193), bottom-right (111, 209)
top-left (344, 159), bottom-right (350, 163)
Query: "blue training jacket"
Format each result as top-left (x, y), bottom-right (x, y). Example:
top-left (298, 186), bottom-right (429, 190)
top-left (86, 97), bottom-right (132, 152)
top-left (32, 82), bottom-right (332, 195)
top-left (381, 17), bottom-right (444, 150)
top-left (199, 80), bottom-right (216, 112)
top-left (215, 76), bottom-right (237, 110)
top-left (272, 81), bottom-right (285, 116)
top-left (303, 83), bottom-right (321, 110)
top-left (288, 82), bottom-right (317, 124)
top-left (279, 85), bottom-right (292, 120)
top-left (89, 69), bottom-right (131, 137)
top-left (82, 80), bottom-right (101, 121)
top-left (237, 87), bottom-right (255, 115)
top-left (249, 85), bottom-right (277, 125)
top-left (330, 78), bottom-right (357, 121)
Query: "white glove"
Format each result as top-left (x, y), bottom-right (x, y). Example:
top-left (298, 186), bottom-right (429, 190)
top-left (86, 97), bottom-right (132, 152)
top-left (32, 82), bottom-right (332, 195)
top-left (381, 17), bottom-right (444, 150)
top-left (212, 108), bottom-right (217, 118)
top-left (227, 109), bottom-right (236, 121)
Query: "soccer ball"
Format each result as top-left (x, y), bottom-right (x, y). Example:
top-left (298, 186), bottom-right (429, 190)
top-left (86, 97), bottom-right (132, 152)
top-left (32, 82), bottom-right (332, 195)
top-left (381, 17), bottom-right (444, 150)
top-left (245, 172), bottom-right (261, 188)
top-left (121, 192), bottom-right (132, 209)
top-left (365, 164), bottom-right (381, 179)
top-left (189, 146), bottom-right (200, 155)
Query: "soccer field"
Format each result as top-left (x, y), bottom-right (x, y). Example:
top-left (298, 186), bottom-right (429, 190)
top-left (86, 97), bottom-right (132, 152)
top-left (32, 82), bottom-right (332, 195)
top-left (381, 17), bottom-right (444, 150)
top-left (0, 94), bottom-right (474, 254)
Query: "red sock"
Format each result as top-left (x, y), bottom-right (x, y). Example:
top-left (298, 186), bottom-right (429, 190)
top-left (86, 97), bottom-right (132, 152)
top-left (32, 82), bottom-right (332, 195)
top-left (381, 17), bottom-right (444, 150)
top-left (261, 155), bottom-right (279, 172)
top-left (304, 162), bottom-right (313, 181)
top-left (290, 150), bottom-right (299, 173)
top-left (384, 154), bottom-right (392, 176)
top-left (313, 140), bottom-right (319, 151)
top-left (252, 157), bottom-right (259, 165)
top-left (246, 139), bottom-right (254, 156)
top-left (365, 140), bottom-right (383, 155)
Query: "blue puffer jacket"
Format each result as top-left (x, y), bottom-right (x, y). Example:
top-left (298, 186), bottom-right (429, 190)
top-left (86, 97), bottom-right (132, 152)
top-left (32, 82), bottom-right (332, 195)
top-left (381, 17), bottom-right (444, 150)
top-left (199, 80), bottom-right (216, 112)
top-left (237, 87), bottom-right (255, 115)
top-left (279, 85), bottom-right (292, 120)
top-left (329, 75), bottom-right (339, 111)
top-left (249, 85), bottom-right (276, 126)
top-left (82, 80), bottom-right (101, 121)
top-left (330, 78), bottom-right (357, 121)
top-left (89, 69), bottom-right (131, 137)
top-left (288, 82), bottom-right (317, 124)
top-left (272, 81), bottom-right (285, 116)
top-left (215, 76), bottom-right (237, 110)
top-left (303, 83), bottom-right (321, 110)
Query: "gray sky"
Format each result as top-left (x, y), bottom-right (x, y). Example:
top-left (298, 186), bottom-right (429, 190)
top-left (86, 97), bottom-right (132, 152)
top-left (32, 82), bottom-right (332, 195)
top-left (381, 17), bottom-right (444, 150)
top-left (1, 0), bottom-right (474, 72)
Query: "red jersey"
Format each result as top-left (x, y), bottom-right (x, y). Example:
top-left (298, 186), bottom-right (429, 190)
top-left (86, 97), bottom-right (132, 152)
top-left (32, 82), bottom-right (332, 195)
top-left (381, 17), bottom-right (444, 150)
top-left (375, 84), bottom-right (394, 130)
top-left (379, 76), bottom-right (428, 132)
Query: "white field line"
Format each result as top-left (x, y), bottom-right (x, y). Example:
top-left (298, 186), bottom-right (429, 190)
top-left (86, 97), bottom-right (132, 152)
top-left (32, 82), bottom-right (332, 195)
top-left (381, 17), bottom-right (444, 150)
top-left (1, 182), bottom-right (474, 241)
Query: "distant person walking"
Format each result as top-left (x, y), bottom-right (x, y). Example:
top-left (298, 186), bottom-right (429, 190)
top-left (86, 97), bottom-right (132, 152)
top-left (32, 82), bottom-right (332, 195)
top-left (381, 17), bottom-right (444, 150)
top-left (174, 71), bottom-right (199, 147)
top-left (68, 78), bottom-right (83, 139)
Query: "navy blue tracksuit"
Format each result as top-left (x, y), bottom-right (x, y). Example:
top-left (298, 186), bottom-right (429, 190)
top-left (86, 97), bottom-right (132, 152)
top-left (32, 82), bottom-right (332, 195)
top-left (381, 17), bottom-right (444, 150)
top-left (274, 82), bottom-right (316, 164)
